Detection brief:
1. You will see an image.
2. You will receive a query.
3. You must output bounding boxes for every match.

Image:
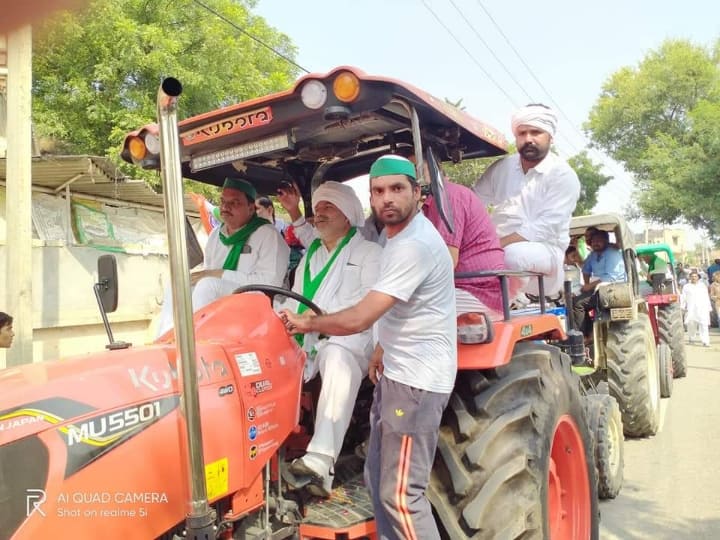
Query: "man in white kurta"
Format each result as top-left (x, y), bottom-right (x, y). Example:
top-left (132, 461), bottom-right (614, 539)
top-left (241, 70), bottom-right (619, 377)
top-left (474, 104), bottom-right (580, 296)
top-left (156, 178), bottom-right (289, 337)
top-left (681, 271), bottom-right (712, 346)
top-left (287, 181), bottom-right (382, 497)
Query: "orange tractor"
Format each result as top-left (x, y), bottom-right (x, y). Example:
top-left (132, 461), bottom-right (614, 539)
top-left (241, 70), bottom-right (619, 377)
top-left (0, 67), bottom-right (598, 539)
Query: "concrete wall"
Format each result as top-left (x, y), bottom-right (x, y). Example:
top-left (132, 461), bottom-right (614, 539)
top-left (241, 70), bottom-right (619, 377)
top-left (0, 242), bottom-right (168, 367)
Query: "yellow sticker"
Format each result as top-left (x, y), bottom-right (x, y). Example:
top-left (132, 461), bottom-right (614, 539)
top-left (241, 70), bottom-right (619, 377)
top-left (205, 457), bottom-right (229, 501)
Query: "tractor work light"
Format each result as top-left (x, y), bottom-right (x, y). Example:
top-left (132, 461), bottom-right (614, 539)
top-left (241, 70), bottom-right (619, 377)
top-left (127, 136), bottom-right (147, 161)
top-left (457, 312), bottom-right (494, 344)
top-left (333, 71), bottom-right (360, 103)
top-left (300, 80), bottom-right (328, 110)
top-left (190, 133), bottom-right (291, 172)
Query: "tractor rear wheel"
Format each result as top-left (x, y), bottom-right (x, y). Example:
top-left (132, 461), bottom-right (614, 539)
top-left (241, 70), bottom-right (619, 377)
top-left (429, 343), bottom-right (598, 539)
top-left (658, 303), bottom-right (687, 378)
top-left (658, 343), bottom-right (673, 398)
top-left (584, 393), bottom-right (624, 499)
top-left (606, 313), bottom-right (660, 437)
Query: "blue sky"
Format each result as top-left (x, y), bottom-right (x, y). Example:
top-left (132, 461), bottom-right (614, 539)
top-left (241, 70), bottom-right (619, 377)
top-left (253, 0), bottom-right (719, 237)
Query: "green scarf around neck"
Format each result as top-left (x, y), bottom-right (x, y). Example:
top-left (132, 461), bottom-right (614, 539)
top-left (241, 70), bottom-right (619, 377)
top-left (219, 214), bottom-right (270, 270)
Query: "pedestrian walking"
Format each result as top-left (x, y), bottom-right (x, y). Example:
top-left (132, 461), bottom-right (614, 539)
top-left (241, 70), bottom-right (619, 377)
top-left (681, 271), bottom-right (712, 347)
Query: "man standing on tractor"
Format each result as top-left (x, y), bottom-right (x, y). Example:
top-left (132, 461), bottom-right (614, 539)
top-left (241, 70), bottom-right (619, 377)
top-left (282, 155), bottom-right (456, 539)
top-left (156, 178), bottom-right (290, 337)
top-left (286, 181), bottom-right (382, 497)
top-left (473, 103), bottom-right (580, 298)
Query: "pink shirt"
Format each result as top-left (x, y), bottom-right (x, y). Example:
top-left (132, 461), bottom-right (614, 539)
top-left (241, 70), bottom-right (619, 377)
top-left (423, 182), bottom-right (505, 312)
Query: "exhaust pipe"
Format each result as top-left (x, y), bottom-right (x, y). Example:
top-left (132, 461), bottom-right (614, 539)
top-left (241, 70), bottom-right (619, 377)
top-left (156, 78), bottom-right (215, 538)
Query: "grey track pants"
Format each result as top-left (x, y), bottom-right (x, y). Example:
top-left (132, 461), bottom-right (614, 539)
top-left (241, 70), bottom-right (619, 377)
top-left (364, 376), bottom-right (450, 540)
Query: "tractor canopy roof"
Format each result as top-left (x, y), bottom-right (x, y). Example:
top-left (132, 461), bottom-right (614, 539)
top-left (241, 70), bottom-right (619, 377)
top-left (569, 213), bottom-right (637, 251)
top-left (121, 66), bottom-right (508, 196)
top-left (636, 243), bottom-right (677, 266)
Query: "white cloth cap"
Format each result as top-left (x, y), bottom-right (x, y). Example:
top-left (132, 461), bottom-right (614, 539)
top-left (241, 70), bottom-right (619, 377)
top-left (511, 105), bottom-right (558, 137)
top-left (312, 181), bottom-right (366, 227)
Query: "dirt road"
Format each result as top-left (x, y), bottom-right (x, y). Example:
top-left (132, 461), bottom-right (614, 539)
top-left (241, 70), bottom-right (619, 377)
top-left (599, 328), bottom-right (720, 539)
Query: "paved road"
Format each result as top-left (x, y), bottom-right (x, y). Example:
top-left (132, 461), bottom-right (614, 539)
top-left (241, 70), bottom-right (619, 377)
top-left (599, 327), bottom-right (720, 539)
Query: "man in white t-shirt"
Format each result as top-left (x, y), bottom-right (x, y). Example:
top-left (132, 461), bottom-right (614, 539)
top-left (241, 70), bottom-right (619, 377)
top-left (282, 155), bottom-right (456, 539)
top-left (474, 104), bottom-right (580, 296)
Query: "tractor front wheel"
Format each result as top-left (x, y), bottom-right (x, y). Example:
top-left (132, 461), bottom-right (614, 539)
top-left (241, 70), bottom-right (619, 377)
top-left (429, 343), bottom-right (598, 539)
top-left (606, 313), bottom-right (660, 437)
top-left (658, 303), bottom-right (687, 378)
top-left (584, 393), bottom-right (624, 499)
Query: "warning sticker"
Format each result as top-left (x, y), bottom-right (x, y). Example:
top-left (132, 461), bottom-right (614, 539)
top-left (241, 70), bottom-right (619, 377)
top-left (235, 352), bottom-right (262, 377)
top-left (205, 457), bottom-right (229, 500)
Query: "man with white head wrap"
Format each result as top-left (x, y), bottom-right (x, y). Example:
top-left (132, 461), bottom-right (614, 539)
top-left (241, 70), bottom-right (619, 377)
top-left (474, 103), bottom-right (581, 297)
top-left (287, 181), bottom-right (382, 497)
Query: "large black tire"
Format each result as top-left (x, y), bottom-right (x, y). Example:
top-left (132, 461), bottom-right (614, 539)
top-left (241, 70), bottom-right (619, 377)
top-left (657, 303), bottom-right (687, 378)
top-left (584, 393), bottom-right (624, 499)
top-left (606, 313), bottom-right (661, 438)
top-left (658, 343), bottom-right (673, 398)
top-left (429, 343), bottom-right (599, 539)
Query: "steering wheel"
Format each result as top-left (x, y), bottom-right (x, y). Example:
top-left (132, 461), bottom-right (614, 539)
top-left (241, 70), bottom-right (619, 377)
top-left (233, 284), bottom-right (323, 315)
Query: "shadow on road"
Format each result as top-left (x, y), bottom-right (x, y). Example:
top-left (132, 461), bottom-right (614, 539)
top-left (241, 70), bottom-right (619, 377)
top-left (600, 490), bottom-right (720, 539)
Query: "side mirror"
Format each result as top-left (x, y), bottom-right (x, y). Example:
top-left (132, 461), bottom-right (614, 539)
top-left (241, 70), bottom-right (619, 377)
top-left (426, 147), bottom-right (455, 234)
top-left (97, 254), bottom-right (119, 313)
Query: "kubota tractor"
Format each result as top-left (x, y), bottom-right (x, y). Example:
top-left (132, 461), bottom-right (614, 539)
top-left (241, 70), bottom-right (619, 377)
top-left (1, 67), bottom-right (599, 539)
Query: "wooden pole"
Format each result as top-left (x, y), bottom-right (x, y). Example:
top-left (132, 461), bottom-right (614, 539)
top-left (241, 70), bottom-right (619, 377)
top-left (5, 25), bottom-right (33, 366)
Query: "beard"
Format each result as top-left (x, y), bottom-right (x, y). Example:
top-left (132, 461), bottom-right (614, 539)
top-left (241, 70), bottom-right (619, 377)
top-left (519, 143), bottom-right (549, 162)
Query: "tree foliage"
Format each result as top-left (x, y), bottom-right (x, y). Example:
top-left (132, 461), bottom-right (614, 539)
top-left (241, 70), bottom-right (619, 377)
top-left (585, 38), bottom-right (720, 237)
top-left (32, 0), bottom-right (300, 185)
top-left (567, 151), bottom-right (612, 216)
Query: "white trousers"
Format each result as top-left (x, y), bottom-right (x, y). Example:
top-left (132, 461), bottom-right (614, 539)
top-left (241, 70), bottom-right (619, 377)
top-left (687, 320), bottom-right (710, 346)
top-left (504, 241), bottom-right (563, 296)
top-left (455, 288), bottom-right (502, 320)
top-left (156, 277), bottom-right (238, 338)
top-left (307, 343), bottom-right (367, 462)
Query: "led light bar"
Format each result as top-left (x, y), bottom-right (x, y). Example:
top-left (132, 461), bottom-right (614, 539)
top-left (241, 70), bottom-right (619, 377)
top-left (190, 133), bottom-right (291, 172)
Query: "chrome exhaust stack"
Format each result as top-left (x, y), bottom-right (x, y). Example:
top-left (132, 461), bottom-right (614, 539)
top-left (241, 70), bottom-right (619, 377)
top-left (156, 77), bottom-right (215, 538)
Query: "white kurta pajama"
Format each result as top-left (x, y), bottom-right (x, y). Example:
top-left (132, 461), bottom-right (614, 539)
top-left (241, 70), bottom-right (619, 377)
top-left (474, 152), bottom-right (580, 295)
top-left (290, 231), bottom-right (382, 462)
top-left (156, 222), bottom-right (289, 337)
top-left (681, 281), bottom-right (712, 346)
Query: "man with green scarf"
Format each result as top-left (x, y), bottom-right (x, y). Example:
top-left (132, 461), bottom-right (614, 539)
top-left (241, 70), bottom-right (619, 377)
top-left (155, 177), bottom-right (289, 337)
top-left (286, 180), bottom-right (381, 498)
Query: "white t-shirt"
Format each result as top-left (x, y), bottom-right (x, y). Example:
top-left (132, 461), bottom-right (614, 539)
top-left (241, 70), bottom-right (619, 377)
top-left (204, 223), bottom-right (290, 287)
top-left (372, 213), bottom-right (457, 393)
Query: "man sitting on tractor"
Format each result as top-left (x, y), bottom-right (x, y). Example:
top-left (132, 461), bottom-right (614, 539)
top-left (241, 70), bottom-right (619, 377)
top-left (474, 104), bottom-right (580, 298)
top-left (420, 158), bottom-right (505, 318)
top-left (287, 181), bottom-right (382, 497)
top-left (572, 229), bottom-right (627, 335)
top-left (639, 252), bottom-right (670, 295)
top-left (156, 178), bottom-right (290, 337)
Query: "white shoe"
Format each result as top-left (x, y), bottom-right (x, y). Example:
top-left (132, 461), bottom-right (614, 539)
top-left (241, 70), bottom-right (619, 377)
top-left (289, 453), bottom-right (334, 497)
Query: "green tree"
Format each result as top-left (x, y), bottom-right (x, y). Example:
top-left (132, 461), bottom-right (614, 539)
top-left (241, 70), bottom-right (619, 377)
top-left (585, 38), bottom-right (720, 236)
top-left (567, 151), bottom-right (612, 215)
top-left (32, 0), bottom-right (299, 185)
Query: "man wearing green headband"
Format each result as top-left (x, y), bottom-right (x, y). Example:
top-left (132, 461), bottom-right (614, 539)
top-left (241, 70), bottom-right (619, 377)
top-left (282, 154), bottom-right (456, 538)
top-left (155, 177), bottom-right (290, 338)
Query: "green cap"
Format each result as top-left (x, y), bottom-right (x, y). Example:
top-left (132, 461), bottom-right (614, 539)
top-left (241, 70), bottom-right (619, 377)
top-left (369, 155), bottom-right (417, 180)
top-left (222, 177), bottom-right (257, 201)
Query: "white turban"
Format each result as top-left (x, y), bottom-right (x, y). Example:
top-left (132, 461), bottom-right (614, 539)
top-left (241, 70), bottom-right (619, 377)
top-left (511, 105), bottom-right (558, 137)
top-left (312, 181), bottom-right (366, 227)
